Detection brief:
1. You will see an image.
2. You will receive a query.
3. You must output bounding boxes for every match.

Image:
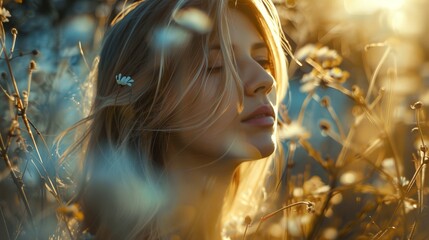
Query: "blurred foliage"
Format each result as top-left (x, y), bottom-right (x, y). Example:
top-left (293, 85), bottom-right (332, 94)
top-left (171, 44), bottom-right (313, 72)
top-left (0, 0), bottom-right (429, 239)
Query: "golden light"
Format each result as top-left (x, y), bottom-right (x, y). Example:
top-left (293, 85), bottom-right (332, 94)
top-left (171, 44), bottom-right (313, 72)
top-left (344, 0), bottom-right (405, 15)
top-left (388, 8), bottom-right (424, 36)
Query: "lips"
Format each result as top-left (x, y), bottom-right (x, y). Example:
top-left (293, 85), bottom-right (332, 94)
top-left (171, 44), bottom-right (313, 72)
top-left (241, 105), bottom-right (276, 127)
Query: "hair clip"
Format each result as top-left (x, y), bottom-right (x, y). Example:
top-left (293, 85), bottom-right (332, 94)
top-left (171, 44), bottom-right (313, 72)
top-left (115, 73), bottom-right (134, 87)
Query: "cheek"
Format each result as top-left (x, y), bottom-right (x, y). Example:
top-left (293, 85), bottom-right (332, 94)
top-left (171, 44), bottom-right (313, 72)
top-left (176, 73), bottom-right (238, 126)
top-left (168, 76), bottom-right (278, 162)
top-left (169, 108), bottom-right (240, 162)
top-left (169, 90), bottom-right (244, 159)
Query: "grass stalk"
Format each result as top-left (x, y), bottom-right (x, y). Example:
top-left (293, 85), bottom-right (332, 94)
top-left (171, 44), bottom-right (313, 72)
top-left (0, 134), bottom-right (34, 228)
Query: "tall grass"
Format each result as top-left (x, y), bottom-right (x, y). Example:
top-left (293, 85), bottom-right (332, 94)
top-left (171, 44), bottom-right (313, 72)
top-left (1, 0), bottom-right (428, 239)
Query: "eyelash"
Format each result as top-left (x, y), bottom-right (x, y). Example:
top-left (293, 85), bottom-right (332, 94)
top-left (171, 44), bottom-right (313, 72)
top-left (257, 59), bottom-right (272, 71)
top-left (208, 59), bottom-right (272, 73)
top-left (208, 66), bottom-right (223, 73)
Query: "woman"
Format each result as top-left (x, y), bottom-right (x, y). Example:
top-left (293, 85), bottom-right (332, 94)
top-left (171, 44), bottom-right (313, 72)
top-left (67, 0), bottom-right (290, 239)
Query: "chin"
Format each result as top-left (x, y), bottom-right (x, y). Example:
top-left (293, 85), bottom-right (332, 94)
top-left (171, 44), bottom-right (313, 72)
top-left (249, 132), bottom-right (277, 159)
top-left (229, 141), bottom-right (276, 162)
top-left (221, 132), bottom-right (277, 162)
top-left (257, 142), bottom-right (276, 158)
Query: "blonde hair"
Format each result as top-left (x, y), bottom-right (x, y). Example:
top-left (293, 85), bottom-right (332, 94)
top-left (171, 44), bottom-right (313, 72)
top-left (61, 0), bottom-right (290, 239)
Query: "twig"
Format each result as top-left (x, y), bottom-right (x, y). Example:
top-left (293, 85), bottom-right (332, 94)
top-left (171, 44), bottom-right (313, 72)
top-left (297, 91), bottom-right (313, 124)
top-left (27, 118), bottom-right (50, 154)
top-left (1, 40), bottom-right (59, 199)
top-left (0, 83), bottom-right (14, 101)
top-left (307, 177), bottom-right (337, 239)
top-left (365, 44), bottom-right (391, 103)
top-left (0, 134), bottom-right (34, 228)
top-left (408, 221), bottom-right (417, 240)
top-left (252, 201), bottom-right (314, 239)
top-left (26, 65), bottom-right (33, 108)
top-left (78, 41), bottom-right (90, 71)
top-left (0, 205), bottom-right (11, 240)
top-left (276, 140), bottom-right (296, 191)
top-left (372, 226), bottom-right (396, 240)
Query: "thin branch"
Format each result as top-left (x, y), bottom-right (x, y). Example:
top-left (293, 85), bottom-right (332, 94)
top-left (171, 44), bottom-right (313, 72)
top-left (0, 134), bottom-right (34, 228)
top-left (365, 44), bottom-right (391, 103)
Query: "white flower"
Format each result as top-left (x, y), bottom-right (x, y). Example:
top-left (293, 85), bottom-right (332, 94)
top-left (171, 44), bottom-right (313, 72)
top-left (293, 187), bottom-right (304, 198)
top-left (328, 67), bottom-right (343, 78)
top-left (315, 46), bottom-right (330, 61)
top-left (313, 185), bottom-right (331, 195)
top-left (394, 176), bottom-right (410, 187)
top-left (381, 158), bottom-right (396, 176)
top-left (303, 176), bottom-right (326, 194)
top-left (115, 73), bottom-right (134, 87)
top-left (278, 121), bottom-right (310, 140)
top-left (0, 8), bottom-right (11, 23)
top-left (299, 70), bottom-right (320, 93)
top-left (327, 67), bottom-right (349, 83)
top-left (295, 44), bottom-right (317, 61)
top-left (340, 171), bottom-right (361, 185)
top-left (404, 198), bottom-right (417, 213)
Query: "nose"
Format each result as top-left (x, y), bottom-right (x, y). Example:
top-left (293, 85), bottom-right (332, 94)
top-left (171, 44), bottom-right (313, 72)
top-left (241, 59), bottom-right (275, 96)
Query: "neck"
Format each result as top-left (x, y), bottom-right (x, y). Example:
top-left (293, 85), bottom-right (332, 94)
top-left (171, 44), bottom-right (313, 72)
top-left (161, 151), bottom-right (239, 239)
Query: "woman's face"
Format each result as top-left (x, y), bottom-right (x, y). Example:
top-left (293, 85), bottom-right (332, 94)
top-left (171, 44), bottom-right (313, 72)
top-left (168, 8), bottom-right (279, 168)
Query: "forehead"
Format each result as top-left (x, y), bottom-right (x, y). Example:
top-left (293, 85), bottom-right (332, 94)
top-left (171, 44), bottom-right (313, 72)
top-left (209, 8), bottom-right (266, 50)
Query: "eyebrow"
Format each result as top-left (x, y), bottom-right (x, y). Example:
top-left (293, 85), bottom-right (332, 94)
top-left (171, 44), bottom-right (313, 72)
top-left (209, 42), bottom-right (268, 51)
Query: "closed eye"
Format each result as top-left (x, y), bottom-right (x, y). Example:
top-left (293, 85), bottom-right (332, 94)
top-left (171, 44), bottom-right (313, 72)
top-left (208, 50), bottom-right (223, 74)
top-left (208, 60), bottom-right (272, 74)
top-left (257, 59), bottom-right (272, 72)
top-left (208, 65), bottom-right (223, 73)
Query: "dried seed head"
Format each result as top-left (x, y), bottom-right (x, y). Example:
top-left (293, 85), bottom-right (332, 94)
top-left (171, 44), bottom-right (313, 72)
top-left (11, 28), bottom-right (17, 35)
top-left (352, 85), bottom-right (361, 95)
top-left (12, 93), bottom-right (21, 108)
top-left (0, 8), bottom-right (11, 23)
top-left (31, 49), bottom-right (40, 56)
top-left (321, 96), bottom-right (330, 108)
top-left (11, 119), bottom-right (19, 129)
top-left (244, 215), bottom-right (252, 225)
top-left (352, 85), bottom-right (365, 104)
top-left (26, 145), bottom-right (33, 152)
top-left (22, 90), bottom-right (28, 107)
top-left (29, 60), bottom-right (37, 71)
top-left (352, 87), bottom-right (363, 99)
top-left (420, 145), bottom-right (428, 153)
top-left (411, 101), bottom-right (423, 110)
top-left (320, 77), bottom-right (330, 87)
top-left (306, 202), bottom-right (315, 213)
top-left (411, 127), bottom-right (419, 133)
top-left (319, 120), bottom-right (331, 132)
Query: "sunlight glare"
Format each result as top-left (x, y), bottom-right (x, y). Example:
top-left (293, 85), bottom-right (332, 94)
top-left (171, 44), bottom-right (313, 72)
top-left (388, 8), bottom-right (424, 36)
top-left (344, 0), bottom-right (405, 15)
